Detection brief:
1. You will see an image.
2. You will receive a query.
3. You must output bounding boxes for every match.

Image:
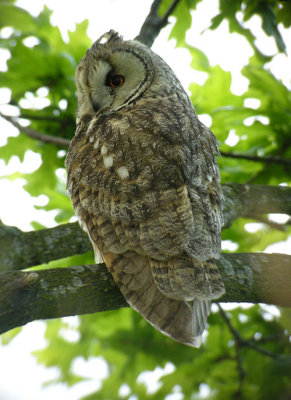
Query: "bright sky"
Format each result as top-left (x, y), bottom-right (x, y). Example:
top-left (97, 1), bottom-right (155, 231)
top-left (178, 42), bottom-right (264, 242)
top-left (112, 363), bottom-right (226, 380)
top-left (0, 1), bottom-right (290, 399)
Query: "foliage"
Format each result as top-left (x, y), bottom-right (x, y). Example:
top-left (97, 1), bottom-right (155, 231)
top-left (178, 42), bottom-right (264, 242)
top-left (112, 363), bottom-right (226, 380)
top-left (0, 0), bottom-right (291, 399)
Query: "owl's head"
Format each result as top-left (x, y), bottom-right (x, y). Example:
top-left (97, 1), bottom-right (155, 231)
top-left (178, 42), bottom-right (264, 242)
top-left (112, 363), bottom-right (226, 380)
top-left (75, 30), bottom-right (156, 119)
top-left (75, 30), bottom-right (180, 120)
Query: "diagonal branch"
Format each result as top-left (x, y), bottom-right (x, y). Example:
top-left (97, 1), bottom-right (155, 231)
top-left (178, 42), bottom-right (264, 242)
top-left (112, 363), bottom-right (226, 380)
top-left (250, 215), bottom-right (288, 231)
top-left (0, 112), bottom-right (71, 147)
top-left (217, 304), bottom-right (287, 360)
top-left (135, 0), bottom-right (181, 47)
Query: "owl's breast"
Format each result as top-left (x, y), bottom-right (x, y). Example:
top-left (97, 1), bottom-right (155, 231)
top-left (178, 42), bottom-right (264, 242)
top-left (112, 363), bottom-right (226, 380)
top-left (67, 111), bottom-right (186, 197)
top-left (66, 111), bottom-right (193, 251)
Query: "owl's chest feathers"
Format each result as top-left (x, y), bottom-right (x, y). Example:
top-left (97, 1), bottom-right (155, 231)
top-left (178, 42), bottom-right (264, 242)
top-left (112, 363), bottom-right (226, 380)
top-left (66, 111), bottom-right (192, 237)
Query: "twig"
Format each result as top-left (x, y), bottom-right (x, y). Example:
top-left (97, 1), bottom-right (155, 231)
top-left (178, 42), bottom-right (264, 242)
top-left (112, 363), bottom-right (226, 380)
top-left (19, 113), bottom-right (61, 123)
top-left (220, 151), bottom-right (291, 167)
top-left (0, 112), bottom-right (71, 147)
top-left (135, 0), bottom-right (181, 47)
top-left (234, 344), bottom-right (246, 400)
top-left (248, 214), bottom-right (288, 231)
top-left (217, 304), bottom-right (286, 359)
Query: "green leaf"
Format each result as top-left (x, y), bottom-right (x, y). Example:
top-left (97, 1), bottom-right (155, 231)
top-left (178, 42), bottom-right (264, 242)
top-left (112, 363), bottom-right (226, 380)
top-left (169, 1), bottom-right (192, 45)
top-left (67, 20), bottom-right (91, 63)
top-left (0, 326), bottom-right (22, 345)
top-left (260, 3), bottom-right (285, 52)
top-left (0, 133), bottom-right (35, 163)
top-left (276, 1), bottom-right (291, 28)
top-left (0, 3), bottom-right (35, 30)
top-left (186, 44), bottom-right (210, 72)
top-left (190, 65), bottom-right (243, 114)
top-left (159, 0), bottom-right (203, 46)
top-left (243, 65), bottom-right (290, 110)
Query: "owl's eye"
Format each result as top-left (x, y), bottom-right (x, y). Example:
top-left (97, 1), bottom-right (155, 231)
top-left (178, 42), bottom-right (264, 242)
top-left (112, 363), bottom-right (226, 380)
top-left (107, 75), bottom-right (125, 88)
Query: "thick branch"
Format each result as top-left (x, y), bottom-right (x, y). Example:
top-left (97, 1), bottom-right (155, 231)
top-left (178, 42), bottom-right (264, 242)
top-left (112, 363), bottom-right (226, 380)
top-left (1, 253), bottom-right (291, 334)
top-left (0, 112), bottom-right (71, 147)
top-left (0, 222), bottom-right (91, 272)
top-left (1, 184), bottom-right (290, 272)
top-left (222, 183), bottom-right (291, 228)
top-left (0, 263), bottom-right (127, 334)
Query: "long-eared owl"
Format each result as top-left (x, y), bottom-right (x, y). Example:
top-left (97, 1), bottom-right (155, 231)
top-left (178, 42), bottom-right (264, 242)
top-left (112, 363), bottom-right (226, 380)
top-left (66, 30), bottom-right (224, 347)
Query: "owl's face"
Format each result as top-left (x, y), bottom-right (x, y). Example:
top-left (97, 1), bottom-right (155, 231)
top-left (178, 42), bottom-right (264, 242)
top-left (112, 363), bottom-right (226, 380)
top-left (75, 31), bottom-right (157, 119)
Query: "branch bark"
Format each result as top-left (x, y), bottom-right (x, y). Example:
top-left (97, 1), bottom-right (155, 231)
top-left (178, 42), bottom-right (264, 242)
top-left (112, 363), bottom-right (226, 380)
top-left (135, 0), bottom-right (181, 46)
top-left (1, 253), bottom-right (291, 335)
top-left (222, 183), bottom-right (291, 228)
top-left (0, 264), bottom-right (127, 334)
top-left (0, 112), bottom-right (71, 147)
top-left (0, 221), bottom-right (91, 272)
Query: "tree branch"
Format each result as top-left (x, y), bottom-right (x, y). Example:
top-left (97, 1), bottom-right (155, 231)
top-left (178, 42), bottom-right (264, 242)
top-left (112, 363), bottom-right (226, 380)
top-left (220, 151), bottom-right (291, 167)
top-left (18, 113), bottom-right (61, 123)
top-left (217, 253), bottom-right (291, 307)
top-left (222, 183), bottom-right (291, 228)
top-left (135, 0), bottom-right (181, 47)
top-left (1, 253), bottom-right (291, 335)
top-left (0, 264), bottom-right (127, 334)
top-left (0, 112), bottom-right (71, 147)
top-left (217, 304), bottom-right (288, 360)
top-left (0, 221), bottom-right (91, 272)
top-left (250, 215), bottom-right (288, 231)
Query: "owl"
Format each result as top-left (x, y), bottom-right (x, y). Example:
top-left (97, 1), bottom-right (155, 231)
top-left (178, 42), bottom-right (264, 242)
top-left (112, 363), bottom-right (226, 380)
top-left (66, 30), bottom-right (224, 347)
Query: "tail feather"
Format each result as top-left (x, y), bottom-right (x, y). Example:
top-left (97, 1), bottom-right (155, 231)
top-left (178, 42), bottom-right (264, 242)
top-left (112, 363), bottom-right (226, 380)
top-left (103, 251), bottom-right (202, 347)
top-left (192, 299), bottom-right (212, 336)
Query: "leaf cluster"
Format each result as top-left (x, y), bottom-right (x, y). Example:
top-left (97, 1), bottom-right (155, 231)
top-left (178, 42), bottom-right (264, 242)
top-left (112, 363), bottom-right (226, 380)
top-left (0, 1), bottom-right (91, 224)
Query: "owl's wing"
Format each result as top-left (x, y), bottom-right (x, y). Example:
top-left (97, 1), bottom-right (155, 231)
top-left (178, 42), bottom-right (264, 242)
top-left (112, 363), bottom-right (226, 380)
top-left (182, 123), bottom-right (224, 261)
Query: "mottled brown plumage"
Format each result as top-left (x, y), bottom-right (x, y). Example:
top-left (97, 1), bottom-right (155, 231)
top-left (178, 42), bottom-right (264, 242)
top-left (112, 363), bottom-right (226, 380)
top-left (66, 30), bottom-right (224, 347)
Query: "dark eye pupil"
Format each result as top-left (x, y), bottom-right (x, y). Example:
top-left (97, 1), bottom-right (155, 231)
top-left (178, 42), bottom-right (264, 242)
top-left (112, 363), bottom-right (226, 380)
top-left (111, 76), bottom-right (122, 86)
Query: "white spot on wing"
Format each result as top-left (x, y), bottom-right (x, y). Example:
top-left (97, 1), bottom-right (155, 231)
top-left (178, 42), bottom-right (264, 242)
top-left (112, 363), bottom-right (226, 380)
top-left (93, 138), bottom-right (100, 149)
top-left (207, 174), bottom-right (213, 183)
top-left (103, 154), bottom-right (114, 168)
top-left (88, 118), bottom-right (96, 132)
top-left (101, 144), bottom-right (108, 155)
top-left (116, 166), bottom-right (129, 179)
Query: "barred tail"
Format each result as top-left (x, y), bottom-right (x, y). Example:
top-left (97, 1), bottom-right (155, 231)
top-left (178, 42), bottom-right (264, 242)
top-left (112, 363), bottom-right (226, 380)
top-left (102, 251), bottom-right (203, 347)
